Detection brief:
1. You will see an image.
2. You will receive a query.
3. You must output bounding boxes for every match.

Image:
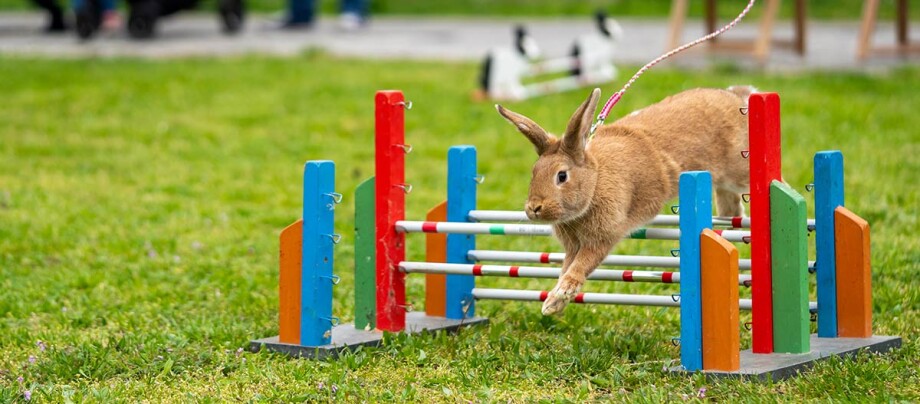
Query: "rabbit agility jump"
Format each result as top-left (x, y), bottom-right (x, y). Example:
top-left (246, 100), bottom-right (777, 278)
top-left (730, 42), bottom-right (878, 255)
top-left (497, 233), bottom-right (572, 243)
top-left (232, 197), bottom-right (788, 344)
top-left (496, 86), bottom-right (754, 315)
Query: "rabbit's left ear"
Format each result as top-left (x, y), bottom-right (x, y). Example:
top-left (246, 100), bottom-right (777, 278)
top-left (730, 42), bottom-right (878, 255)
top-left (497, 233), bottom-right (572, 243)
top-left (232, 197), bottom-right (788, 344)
top-left (562, 88), bottom-right (601, 164)
top-left (496, 104), bottom-right (556, 156)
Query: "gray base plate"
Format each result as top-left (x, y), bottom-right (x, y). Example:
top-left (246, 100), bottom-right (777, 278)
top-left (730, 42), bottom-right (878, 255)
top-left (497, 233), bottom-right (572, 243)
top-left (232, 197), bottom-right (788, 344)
top-left (250, 312), bottom-right (488, 359)
top-left (670, 335), bottom-right (902, 380)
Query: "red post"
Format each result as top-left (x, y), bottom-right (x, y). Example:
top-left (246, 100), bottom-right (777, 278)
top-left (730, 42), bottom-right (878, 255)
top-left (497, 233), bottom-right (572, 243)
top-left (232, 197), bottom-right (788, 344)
top-left (748, 93), bottom-right (782, 354)
top-left (375, 90), bottom-right (407, 331)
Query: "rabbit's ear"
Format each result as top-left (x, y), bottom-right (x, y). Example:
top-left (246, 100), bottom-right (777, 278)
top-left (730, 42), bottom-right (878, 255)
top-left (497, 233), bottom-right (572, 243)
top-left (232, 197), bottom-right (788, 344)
top-left (496, 104), bottom-right (555, 155)
top-left (562, 88), bottom-right (601, 163)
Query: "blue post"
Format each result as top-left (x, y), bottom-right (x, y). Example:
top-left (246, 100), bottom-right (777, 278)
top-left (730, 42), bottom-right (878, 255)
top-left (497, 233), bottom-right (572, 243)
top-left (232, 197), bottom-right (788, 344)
top-left (679, 171), bottom-right (713, 372)
top-left (446, 146), bottom-right (477, 319)
top-left (815, 151), bottom-right (844, 338)
top-left (301, 160), bottom-right (336, 346)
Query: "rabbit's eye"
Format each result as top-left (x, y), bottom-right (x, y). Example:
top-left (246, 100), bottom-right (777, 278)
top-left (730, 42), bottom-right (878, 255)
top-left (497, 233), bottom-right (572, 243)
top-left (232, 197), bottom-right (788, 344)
top-left (556, 171), bottom-right (568, 184)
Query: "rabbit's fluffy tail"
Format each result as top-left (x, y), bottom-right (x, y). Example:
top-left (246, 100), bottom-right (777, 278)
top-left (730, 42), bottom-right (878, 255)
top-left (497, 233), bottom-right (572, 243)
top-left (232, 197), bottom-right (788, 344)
top-left (727, 85), bottom-right (757, 101)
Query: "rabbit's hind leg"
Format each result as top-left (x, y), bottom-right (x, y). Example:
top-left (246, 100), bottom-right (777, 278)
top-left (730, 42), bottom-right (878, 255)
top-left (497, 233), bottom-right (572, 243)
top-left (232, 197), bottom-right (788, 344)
top-left (715, 187), bottom-right (745, 217)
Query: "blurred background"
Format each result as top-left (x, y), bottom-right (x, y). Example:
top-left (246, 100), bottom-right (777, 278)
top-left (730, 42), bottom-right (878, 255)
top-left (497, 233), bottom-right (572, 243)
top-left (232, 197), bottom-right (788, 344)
top-left (0, 0), bottom-right (918, 66)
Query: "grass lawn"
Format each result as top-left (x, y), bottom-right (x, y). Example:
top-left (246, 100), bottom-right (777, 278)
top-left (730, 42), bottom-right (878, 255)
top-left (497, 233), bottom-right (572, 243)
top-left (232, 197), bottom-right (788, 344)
top-left (0, 54), bottom-right (917, 401)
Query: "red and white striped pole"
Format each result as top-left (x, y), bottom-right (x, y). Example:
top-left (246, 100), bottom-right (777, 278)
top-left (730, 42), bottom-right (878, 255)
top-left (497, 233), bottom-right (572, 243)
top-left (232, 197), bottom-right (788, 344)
top-left (399, 261), bottom-right (752, 285)
top-left (471, 288), bottom-right (818, 311)
top-left (467, 250), bottom-right (816, 272)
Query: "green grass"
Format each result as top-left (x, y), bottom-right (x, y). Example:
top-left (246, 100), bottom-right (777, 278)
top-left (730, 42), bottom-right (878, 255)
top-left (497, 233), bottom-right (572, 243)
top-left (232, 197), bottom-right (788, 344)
top-left (6, 0), bottom-right (920, 20)
top-left (0, 54), bottom-right (918, 401)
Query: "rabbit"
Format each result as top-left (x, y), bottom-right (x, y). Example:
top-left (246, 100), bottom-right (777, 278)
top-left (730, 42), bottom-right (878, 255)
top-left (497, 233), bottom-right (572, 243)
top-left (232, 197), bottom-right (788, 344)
top-left (496, 85), bottom-right (753, 315)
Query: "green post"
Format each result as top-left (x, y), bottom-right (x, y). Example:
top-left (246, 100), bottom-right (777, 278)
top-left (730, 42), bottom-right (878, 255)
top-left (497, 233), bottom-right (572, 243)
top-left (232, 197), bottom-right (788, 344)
top-left (354, 177), bottom-right (376, 331)
top-left (770, 180), bottom-right (810, 353)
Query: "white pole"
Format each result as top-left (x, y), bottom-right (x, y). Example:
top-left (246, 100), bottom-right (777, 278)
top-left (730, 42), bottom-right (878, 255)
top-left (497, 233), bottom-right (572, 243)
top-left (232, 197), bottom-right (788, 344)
top-left (394, 221), bottom-right (553, 236)
top-left (472, 288), bottom-right (818, 311)
top-left (467, 210), bottom-right (529, 222)
top-left (468, 250), bottom-right (764, 271)
top-left (467, 250), bottom-right (689, 268)
top-left (397, 261), bottom-right (759, 285)
top-left (395, 221), bottom-right (751, 243)
top-left (467, 250), bottom-right (814, 272)
top-left (472, 288), bottom-right (701, 308)
top-left (467, 210), bottom-right (815, 229)
top-left (630, 227), bottom-right (753, 243)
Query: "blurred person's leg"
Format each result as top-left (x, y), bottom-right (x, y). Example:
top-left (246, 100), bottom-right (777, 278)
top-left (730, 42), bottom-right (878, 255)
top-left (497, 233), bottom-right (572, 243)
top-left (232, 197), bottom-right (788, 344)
top-left (32, 0), bottom-right (68, 31)
top-left (284, 0), bottom-right (315, 28)
top-left (74, 0), bottom-right (107, 38)
top-left (338, 0), bottom-right (366, 30)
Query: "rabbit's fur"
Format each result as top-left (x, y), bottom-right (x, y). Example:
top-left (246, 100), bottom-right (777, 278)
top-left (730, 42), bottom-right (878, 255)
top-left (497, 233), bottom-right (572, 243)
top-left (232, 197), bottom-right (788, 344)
top-left (496, 86), bottom-right (753, 315)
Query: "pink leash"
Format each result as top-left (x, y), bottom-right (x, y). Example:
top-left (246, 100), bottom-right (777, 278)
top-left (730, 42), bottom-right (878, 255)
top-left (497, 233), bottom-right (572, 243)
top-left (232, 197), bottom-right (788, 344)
top-left (589, 0), bottom-right (758, 136)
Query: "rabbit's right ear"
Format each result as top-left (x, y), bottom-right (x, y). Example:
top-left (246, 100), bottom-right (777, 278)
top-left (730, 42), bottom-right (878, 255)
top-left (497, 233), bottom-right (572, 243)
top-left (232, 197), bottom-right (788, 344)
top-left (561, 88), bottom-right (601, 164)
top-left (496, 104), bottom-right (555, 155)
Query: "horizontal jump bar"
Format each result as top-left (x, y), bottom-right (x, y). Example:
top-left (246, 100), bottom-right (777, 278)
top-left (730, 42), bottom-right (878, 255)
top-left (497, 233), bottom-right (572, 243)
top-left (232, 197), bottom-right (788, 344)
top-left (399, 261), bottom-right (752, 286)
top-left (472, 288), bottom-right (818, 312)
top-left (396, 220), bottom-right (551, 236)
top-left (395, 221), bottom-right (751, 243)
top-left (467, 210), bottom-right (816, 229)
top-left (471, 250), bottom-right (744, 271)
top-left (468, 250), bottom-right (817, 272)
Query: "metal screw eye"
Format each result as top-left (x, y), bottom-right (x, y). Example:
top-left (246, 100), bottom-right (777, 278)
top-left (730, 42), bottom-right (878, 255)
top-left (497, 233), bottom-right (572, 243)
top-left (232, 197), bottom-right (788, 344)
top-left (394, 144), bottom-right (413, 154)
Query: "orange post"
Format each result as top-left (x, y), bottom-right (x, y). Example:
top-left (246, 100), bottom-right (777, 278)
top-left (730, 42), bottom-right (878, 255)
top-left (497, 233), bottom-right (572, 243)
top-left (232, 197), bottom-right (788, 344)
top-left (278, 220), bottom-right (303, 344)
top-left (835, 207), bottom-right (873, 337)
top-left (425, 201), bottom-right (448, 317)
top-left (700, 229), bottom-right (740, 371)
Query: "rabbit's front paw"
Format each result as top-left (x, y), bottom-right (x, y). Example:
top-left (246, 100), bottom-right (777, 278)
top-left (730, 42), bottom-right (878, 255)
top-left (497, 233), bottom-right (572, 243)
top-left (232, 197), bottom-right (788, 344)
top-left (541, 276), bottom-right (582, 316)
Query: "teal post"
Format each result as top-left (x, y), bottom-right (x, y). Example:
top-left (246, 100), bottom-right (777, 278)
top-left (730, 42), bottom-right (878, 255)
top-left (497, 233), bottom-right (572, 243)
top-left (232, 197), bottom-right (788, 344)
top-left (301, 161), bottom-right (336, 346)
top-left (446, 146), bottom-right (477, 319)
top-left (678, 171), bottom-right (712, 372)
top-left (814, 151), bottom-right (843, 337)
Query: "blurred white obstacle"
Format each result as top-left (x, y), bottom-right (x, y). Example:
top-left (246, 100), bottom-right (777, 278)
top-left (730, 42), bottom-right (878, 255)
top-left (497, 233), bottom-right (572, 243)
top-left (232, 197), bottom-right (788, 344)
top-left (478, 12), bottom-right (622, 101)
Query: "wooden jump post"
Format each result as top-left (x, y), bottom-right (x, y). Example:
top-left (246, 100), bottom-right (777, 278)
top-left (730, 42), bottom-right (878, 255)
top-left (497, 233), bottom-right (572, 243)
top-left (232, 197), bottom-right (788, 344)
top-left (276, 161), bottom-right (338, 347)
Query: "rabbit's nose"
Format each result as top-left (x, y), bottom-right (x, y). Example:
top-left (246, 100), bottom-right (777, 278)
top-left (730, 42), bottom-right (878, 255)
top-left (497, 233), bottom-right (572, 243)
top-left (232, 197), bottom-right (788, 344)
top-left (527, 203), bottom-right (542, 217)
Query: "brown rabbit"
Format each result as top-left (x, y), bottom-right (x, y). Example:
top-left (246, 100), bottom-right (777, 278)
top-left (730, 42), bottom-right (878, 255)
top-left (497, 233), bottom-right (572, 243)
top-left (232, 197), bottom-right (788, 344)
top-left (496, 86), bottom-right (753, 315)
